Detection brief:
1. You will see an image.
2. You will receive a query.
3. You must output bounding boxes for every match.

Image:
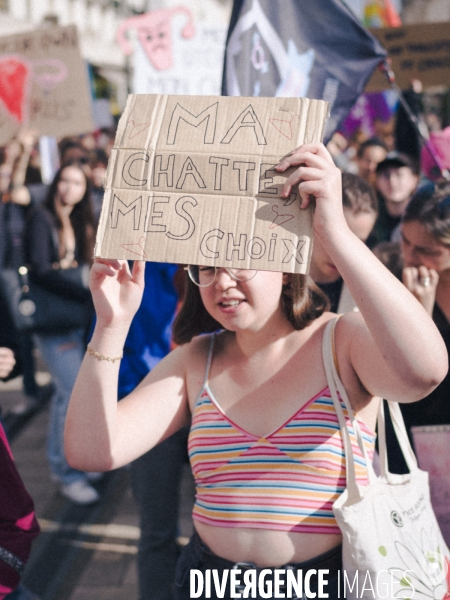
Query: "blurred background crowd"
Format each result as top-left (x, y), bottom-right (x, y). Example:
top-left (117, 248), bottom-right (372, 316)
top-left (0, 0), bottom-right (449, 598)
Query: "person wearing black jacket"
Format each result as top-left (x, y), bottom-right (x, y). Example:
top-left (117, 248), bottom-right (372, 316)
top-left (25, 161), bottom-right (98, 506)
top-left (0, 132), bottom-right (40, 411)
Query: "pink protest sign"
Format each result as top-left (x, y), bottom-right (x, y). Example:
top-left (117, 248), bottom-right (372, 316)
top-left (412, 425), bottom-right (450, 546)
top-left (116, 6), bottom-right (195, 71)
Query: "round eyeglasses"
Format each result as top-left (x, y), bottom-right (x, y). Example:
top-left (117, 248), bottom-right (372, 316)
top-left (185, 266), bottom-right (258, 287)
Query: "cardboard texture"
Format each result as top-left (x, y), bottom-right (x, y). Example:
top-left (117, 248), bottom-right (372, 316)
top-left (0, 25), bottom-right (94, 145)
top-left (95, 94), bottom-right (329, 273)
top-left (366, 21), bottom-right (450, 92)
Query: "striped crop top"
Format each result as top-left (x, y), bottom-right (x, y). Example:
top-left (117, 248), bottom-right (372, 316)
top-left (188, 334), bottom-right (376, 534)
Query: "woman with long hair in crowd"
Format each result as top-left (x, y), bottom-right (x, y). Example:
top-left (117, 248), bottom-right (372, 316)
top-left (65, 144), bottom-right (446, 598)
top-left (400, 182), bottom-right (450, 429)
top-left (25, 160), bottom-right (99, 505)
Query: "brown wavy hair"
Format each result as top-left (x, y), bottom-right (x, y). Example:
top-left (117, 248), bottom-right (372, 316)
top-left (43, 160), bottom-right (96, 264)
top-left (402, 182), bottom-right (450, 246)
top-left (172, 271), bottom-right (330, 345)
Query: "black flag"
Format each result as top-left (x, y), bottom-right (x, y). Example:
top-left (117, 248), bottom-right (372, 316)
top-left (222, 0), bottom-right (387, 142)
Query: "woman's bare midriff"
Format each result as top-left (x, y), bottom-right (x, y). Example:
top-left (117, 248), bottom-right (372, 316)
top-left (194, 521), bottom-right (342, 567)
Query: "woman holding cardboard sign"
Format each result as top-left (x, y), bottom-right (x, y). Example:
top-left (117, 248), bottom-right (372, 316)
top-left (65, 143), bottom-right (447, 599)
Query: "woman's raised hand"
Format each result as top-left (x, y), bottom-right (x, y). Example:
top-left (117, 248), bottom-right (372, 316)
top-left (402, 265), bottom-right (439, 316)
top-left (90, 259), bottom-right (145, 328)
top-left (276, 143), bottom-right (345, 238)
top-left (0, 347), bottom-right (16, 379)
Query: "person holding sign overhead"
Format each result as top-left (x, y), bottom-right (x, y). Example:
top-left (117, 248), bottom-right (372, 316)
top-left (64, 143), bottom-right (446, 599)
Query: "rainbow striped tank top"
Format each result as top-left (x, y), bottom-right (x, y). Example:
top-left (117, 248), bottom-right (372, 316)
top-left (188, 334), bottom-right (376, 534)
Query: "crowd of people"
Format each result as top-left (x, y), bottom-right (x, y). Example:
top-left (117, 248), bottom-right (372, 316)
top-left (0, 96), bottom-right (449, 599)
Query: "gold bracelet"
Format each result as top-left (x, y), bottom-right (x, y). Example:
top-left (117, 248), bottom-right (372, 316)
top-left (86, 345), bottom-right (123, 363)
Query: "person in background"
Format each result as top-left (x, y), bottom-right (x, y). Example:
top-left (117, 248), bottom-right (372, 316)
top-left (58, 139), bottom-right (90, 167)
top-left (371, 151), bottom-right (419, 246)
top-left (0, 318), bottom-right (40, 600)
top-left (25, 161), bottom-right (98, 505)
top-left (118, 262), bottom-right (190, 600)
top-left (372, 241), bottom-right (403, 282)
top-left (326, 132), bottom-right (355, 173)
top-left (0, 347), bottom-right (17, 382)
top-left (356, 137), bottom-right (387, 187)
top-left (399, 182), bottom-right (450, 429)
top-left (27, 138), bottom-right (90, 207)
top-left (0, 308), bottom-right (21, 385)
top-left (421, 126), bottom-right (450, 182)
top-left (394, 80), bottom-right (424, 163)
top-left (88, 148), bottom-right (108, 221)
top-left (0, 132), bottom-right (40, 415)
top-left (310, 173), bottom-right (378, 313)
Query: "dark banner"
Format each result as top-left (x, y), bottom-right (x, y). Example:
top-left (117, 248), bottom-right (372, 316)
top-left (222, 0), bottom-right (388, 142)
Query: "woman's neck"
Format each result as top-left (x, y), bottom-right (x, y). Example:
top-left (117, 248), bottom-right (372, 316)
top-left (55, 196), bottom-right (74, 222)
top-left (232, 311), bottom-right (299, 360)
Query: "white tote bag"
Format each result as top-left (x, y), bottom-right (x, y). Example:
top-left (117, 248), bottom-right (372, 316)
top-left (322, 318), bottom-right (450, 600)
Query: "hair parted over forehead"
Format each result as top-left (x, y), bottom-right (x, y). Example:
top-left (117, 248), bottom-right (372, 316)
top-left (342, 173), bottom-right (378, 215)
top-left (402, 182), bottom-right (450, 246)
top-left (357, 137), bottom-right (387, 159)
top-left (172, 272), bottom-right (330, 345)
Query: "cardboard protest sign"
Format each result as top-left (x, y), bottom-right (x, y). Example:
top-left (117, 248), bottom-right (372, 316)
top-left (95, 94), bottom-right (329, 273)
top-left (411, 425), bottom-right (450, 545)
top-left (0, 25), bottom-right (94, 145)
top-left (366, 21), bottom-right (450, 91)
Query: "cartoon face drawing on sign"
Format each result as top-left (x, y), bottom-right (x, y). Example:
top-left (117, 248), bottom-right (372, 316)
top-left (225, 0), bottom-right (315, 98)
top-left (116, 6), bottom-right (195, 71)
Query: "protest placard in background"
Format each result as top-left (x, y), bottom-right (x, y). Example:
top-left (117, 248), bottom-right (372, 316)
top-left (117, 7), bottom-right (227, 96)
top-left (366, 21), bottom-right (450, 91)
top-left (131, 21), bottom-right (227, 96)
top-left (95, 94), bottom-right (329, 273)
top-left (411, 425), bottom-right (450, 545)
top-left (0, 25), bottom-right (94, 145)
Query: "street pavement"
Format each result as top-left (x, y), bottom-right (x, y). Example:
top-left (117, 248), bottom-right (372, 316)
top-left (0, 364), bottom-right (195, 600)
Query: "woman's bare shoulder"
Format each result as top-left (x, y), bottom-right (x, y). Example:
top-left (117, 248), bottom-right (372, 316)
top-left (183, 332), bottom-right (216, 359)
top-left (303, 311), bottom-right (338, 338)
top-left (172, 332), bottom-right (220, 377)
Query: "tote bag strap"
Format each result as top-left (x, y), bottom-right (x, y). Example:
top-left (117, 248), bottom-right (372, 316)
top-left (377, 398), bottom-right (418, 479)
top-left (322, 318), bottom-right (377, 498)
